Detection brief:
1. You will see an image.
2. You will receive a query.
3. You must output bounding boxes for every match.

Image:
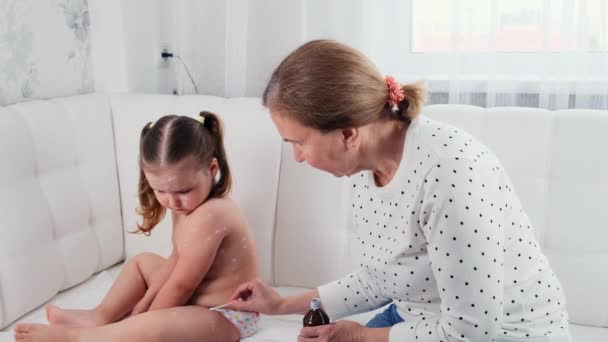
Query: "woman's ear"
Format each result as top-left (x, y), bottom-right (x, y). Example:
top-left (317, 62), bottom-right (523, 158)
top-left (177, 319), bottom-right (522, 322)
top-left (208, 158), bottom-right (219, 180)
top-left (342, 127), bottom-right (361, 150)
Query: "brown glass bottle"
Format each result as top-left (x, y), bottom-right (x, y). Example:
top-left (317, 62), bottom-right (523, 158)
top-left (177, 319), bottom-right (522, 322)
top-left (303, 298), bottom-right (330, 327)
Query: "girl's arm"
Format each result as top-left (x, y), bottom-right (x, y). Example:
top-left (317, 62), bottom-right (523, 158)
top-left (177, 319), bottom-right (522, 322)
top-left (150, 250), bottom-right (179, 292)
top-left (131, 250), bottom-right (179, 315)
top-left (148, 211), bottom-right (227, 311)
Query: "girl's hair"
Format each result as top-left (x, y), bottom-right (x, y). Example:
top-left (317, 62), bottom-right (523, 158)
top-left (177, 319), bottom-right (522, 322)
top-left (262, 39), bottom-right (426, 132)
top-left (135, 111), bottom-right (232, 235)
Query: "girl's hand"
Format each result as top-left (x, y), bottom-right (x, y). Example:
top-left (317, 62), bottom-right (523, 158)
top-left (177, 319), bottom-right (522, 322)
top-left (132, 289), bottom-right (156, 315)
top-left (223, 278), bottom-right (284, 315)
top-left (298, 321), bottom-right (367, 342)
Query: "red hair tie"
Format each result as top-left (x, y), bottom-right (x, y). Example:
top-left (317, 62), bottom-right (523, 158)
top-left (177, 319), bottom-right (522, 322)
top-left (386, 76), bottom-right (405, 108)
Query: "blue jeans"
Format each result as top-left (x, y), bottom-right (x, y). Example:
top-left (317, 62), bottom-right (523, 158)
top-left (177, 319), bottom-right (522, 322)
top-left (365, 304), bottom-right (404, 328)
top-left (366, 305), bottom-right (572, 342)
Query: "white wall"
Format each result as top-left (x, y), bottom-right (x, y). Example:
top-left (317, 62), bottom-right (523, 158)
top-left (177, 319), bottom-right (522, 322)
top-left (88, 0), bottom-right (176, 94)
top-left (88, 0), bottom-right (129, 93)
top-left (121, 0), bottom-right (169, 94)
top-left (1, 0), bottom-right (97, 105)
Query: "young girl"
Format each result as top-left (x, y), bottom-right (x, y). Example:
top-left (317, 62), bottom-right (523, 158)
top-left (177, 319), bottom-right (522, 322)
top-left (14, 112), bottom-right (260, 342)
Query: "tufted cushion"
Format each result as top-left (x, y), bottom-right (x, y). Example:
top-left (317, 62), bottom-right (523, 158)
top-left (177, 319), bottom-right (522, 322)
top-left (0, 94), bottom-right (124, 329)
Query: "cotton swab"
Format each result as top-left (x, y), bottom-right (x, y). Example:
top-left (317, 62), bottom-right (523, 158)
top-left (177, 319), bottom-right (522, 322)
top-left (209, 302), bottom-right (232, 311)
top-left (209, 289), bottom-right (252, 311)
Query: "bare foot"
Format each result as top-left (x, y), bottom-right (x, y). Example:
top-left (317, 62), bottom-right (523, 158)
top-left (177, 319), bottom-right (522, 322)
top-left (14, 323), bottom-right (78, 342)
top-left (45, 304), bottom-right (105, 327)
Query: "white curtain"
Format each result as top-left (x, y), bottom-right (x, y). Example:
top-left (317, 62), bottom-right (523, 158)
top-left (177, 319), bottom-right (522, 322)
top-left (169, 0), bottom-right (608, 110)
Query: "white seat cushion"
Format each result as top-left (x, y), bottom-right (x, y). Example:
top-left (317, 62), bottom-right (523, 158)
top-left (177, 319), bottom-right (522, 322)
top-left (0, 264), bottom-right (122, 341)
top-left (2, 280), bottom-right (597, 341)
top-left (569, 324), bottom-right (608, 342)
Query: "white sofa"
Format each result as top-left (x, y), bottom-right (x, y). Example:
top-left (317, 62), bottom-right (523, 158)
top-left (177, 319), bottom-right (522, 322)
top-left (0, 93), bottom-right (607, 341)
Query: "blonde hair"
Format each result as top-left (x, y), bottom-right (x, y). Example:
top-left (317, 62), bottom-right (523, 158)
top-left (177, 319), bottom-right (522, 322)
top-left (263, 39), bottom-right (426, 132)
top-left (135, 112), bottom-right (232, 235)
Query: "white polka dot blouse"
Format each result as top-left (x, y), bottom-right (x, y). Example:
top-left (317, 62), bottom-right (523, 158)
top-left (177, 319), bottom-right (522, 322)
top-left (318, 115), bottom-right (570, 342)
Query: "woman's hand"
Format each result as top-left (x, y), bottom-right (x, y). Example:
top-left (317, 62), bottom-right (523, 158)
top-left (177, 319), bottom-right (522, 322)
top-left (223, 278), bottom-right (284, 315)
top-left (298, 320), bottom-right (368, 342)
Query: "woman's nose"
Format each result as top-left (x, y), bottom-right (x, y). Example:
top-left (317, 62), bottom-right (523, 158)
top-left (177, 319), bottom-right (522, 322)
top-left (292, 145), bottom-right (305, 163)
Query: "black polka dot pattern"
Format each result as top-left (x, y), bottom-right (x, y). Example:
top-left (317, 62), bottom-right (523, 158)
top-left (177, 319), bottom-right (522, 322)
top-left (317, 116), bottom-right (570, 341)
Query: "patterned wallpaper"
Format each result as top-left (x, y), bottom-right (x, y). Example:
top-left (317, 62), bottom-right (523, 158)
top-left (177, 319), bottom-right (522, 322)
top-left (0, 0), bottom-right (94, 106)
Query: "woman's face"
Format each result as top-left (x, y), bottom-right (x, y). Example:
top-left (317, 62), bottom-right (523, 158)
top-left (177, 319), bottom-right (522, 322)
top-left (144, 156), bottom-right (218, 214)
top-left (270, 111), bottom-right (360, 177)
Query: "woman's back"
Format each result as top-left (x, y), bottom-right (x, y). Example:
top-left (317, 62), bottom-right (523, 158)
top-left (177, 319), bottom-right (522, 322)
top-left (340, 115), bottom-right (569, 340)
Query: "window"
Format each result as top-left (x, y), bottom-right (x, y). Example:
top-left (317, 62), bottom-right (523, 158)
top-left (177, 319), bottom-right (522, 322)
top-left (412, 0), bottom-right (608, 52)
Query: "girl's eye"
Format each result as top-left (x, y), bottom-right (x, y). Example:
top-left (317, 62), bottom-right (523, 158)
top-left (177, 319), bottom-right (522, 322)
top-left (177, 189), bottom-right (191, 194)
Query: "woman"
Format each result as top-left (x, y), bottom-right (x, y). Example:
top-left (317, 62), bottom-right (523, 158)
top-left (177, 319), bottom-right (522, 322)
top-left (225, 40), bottom-right (571, 342)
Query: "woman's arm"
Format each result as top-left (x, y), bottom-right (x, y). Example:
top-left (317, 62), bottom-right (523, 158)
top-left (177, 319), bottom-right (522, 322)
top-left (278, 288), bottom-right (321, 315)
top-left (225, 279), bottom-right (319, 315)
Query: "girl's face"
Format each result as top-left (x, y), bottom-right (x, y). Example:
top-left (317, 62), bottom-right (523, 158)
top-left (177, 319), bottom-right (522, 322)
top-left (270, 111), bottom-right (361, 177)
top-left (143, 156), bottom-right (219, 215)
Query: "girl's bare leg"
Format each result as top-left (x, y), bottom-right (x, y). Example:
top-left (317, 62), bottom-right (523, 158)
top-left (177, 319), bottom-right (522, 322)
top-left (46, 253), bottom-right (166, 327)
top-left (15, 306), bottom-right (240, 342)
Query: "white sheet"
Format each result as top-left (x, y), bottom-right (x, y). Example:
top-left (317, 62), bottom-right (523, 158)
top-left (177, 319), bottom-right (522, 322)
top-left (1, 266), bottom-right (600, 342)
top-left (0, 265), bottom-right (120, 342)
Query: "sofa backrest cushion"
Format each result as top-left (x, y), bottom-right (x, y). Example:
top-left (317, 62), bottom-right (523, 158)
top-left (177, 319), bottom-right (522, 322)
top-left (0, 94), bottom-right (124, 329)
